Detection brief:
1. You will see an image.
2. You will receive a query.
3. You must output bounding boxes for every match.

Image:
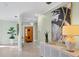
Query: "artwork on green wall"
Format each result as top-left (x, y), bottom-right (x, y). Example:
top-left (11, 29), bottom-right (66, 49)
top-left (7, 27), bottom-right (16, 39)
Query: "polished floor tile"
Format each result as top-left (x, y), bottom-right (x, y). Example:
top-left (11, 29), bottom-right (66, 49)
top-left (0, 43), bottom-right (40, 57)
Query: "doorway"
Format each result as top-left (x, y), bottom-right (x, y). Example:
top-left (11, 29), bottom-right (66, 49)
top-left (24, 26), bottom-right (33, 43)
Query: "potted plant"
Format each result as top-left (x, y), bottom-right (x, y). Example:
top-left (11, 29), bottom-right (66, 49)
top-left (7, 27), bottom-right (16, 44)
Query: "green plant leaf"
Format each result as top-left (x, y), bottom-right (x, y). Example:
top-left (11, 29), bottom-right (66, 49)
top-left (7, 32), bottom-right (12, 34)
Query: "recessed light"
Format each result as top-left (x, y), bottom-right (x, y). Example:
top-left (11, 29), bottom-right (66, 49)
top-left (14, 16), bottom-right (18, 18)
top-left (46, 2), bottom-right (52, 5)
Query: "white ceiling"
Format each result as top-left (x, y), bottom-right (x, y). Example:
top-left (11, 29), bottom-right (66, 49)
top-left (0, 2), bottom-right (66, 22)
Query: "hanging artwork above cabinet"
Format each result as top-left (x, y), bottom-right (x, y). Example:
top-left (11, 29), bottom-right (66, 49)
top-left (51, 3), bottom-right (72, 42)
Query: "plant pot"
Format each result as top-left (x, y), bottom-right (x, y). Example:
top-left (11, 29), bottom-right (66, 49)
top-left (10, 39), bottom-right (14, 45)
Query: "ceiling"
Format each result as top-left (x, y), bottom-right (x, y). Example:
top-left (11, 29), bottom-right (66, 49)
top-left (0, 2), bottom-right (66, 22)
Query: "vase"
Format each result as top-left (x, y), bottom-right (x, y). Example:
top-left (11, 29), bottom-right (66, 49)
top-left (10, 39), bottom-right (14, 45)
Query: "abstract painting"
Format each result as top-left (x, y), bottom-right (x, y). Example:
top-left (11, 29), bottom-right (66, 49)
top-left (51, 3), bottom-right (71, 41)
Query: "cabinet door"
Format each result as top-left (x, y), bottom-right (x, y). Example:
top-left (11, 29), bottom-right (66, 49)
top-left (50, 48), bottom-right (60, 57)
top-left (40, 43), bottom-right (45, 57)
top-left (44, 44), bottom-right (51, 57)
top-left (59, 52), bottom-right (70, 57)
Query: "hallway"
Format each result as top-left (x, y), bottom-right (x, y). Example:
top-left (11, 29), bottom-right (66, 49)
top-left (0, 43), bottom-right (40, 57)
top-left (22, 42), bottom-right (40, 57)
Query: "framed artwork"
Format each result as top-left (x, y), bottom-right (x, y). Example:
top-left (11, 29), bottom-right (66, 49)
top-left (51, 3), bottom-right (72, 41)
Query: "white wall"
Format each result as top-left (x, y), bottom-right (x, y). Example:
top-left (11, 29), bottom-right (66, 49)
top-left (0, 20), bottom-right (17, 44)
top-left (37, 14), bottom-right (52, 44)
top-left (33, 23), bottom-right (38, 42)
top-left (71, 2), bottom-right (79, 48)
top-left (72, 2), bottom-right (79, 25)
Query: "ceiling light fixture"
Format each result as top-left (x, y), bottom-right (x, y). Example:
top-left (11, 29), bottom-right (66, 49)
top-left (46, 2), bottom-right (52, 5)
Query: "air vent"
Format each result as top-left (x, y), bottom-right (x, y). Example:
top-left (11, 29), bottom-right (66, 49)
top-left (46, 2), bottom-right (52, 5)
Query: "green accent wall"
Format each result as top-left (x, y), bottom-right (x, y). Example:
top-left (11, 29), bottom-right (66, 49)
top-left (0, 20), bottom-right (17, 44)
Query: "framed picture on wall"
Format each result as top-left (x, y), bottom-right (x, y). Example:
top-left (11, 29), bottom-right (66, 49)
top-left (51, 3), bottom-right (72, 41)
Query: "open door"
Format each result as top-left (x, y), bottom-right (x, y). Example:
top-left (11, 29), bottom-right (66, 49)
top-left (24, 26), bottom-right (33, 42)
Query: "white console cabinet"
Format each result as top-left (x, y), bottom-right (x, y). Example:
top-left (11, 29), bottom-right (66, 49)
top-left (40, 42), bottom-right (73, 57)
